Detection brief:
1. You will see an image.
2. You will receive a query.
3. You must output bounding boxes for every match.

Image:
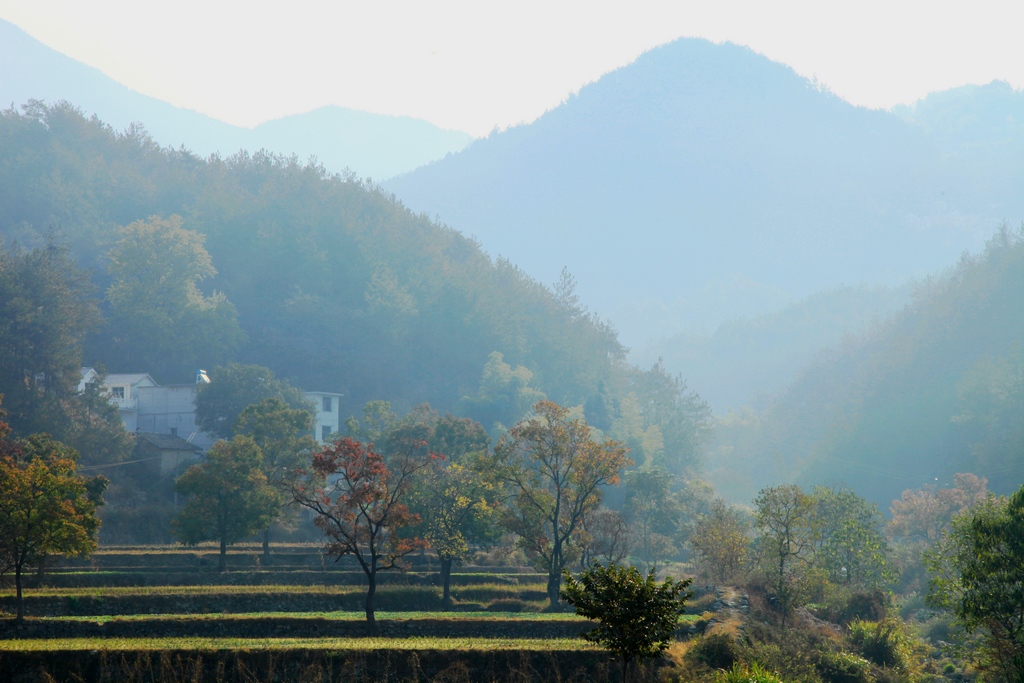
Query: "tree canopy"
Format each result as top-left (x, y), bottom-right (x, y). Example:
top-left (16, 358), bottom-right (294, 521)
top-left (490, 400), bottom-right (632, 608)
top-left (172, 436), bottom-right (278, 571)
top-left (561, 562), bottom-right (692, 681)
top-left (0, 412), bottom-right (107, 622)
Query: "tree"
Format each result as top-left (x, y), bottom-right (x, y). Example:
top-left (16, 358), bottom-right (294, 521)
top-left (104, 215), bottom-right (244, 382)
top-left (623, 466), bottom-right (680, 570)
top-left (0, 243), bottom-right (131, 465)
top-left (412, 454), bottom-right (501, 608)
top-left (631, 360), bottom-right (713, 475)
top-left (233, 398), bottom-right (317, 559)
top-left (490, 400), bottom-right (631, 608)
top-left (889, 473), bottom-right (989, 544)
top-left (376, 406), bottom-right (499, 608)
top-left (194, 363), bottom-right (312, 440)
top-left (925, 486), bottom-right (1024, 682)
top-left (561, 563), bottom-right (692, 683)
top-left (690, 500), bottom-right (750, 583)
top-left (811, 485), bottom-right (895, 589)
top-left (753, 484), bottom-right (815, 626)
top-left (292, 437), bottom-right (430, 633)
top-left (0, 422), bottom-right (107, 622)
top-left (458, 352), bottom-right (547, 436)
top-left (172, 436), bottom-right (278, 571)
top-left (578, 508), bottom-right (633, 569)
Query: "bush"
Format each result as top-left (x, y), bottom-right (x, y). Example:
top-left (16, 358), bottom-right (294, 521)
top-left (847, 619), bottom-right (913, 671)
top-left (687, 632), bottom-right (743, 670)
top-left (485, 598), bottom-right (540, 612)
top-left (813, 650), bottom-right (871, 683)
top-left (714, 662), bottom-right (785, 683)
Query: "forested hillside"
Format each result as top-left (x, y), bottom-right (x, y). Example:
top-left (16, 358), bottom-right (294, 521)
top-left (0, 101), bottom-right (710, 473)
top-left (707, 226), bottom-right (1024, 505)
top-left (386, 38), bottom-right (1022, 347)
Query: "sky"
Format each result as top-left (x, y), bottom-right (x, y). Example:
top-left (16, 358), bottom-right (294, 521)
top-left (3, 0), bottom-right (1023, 137)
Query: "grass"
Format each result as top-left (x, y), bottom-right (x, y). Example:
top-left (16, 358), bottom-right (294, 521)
top-left (0, 582), bottom-right (544, 598)
top-left (0, 636), bottom-right (602, 651)
top-left (39, 610), bottom-right (592, 623)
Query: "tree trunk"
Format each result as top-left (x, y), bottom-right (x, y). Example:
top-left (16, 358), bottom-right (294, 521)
top-left (219, 538), bottom-right (227, 572)
top-left (547, 569), bottom-right (561, 609)
top-left (263, 528), bottom-right (271, 563)
top-left (14, 563), bottom-right (24, 624)
top-left (365, 572), bottom-right (378, 635)
top-left (35, 554), bottom-right (47, 585)
top-left (441, 557), bottom-right (453, 609)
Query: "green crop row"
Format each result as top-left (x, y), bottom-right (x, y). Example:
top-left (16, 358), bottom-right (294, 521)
top-left (0, 636), bottom-right (601, 652)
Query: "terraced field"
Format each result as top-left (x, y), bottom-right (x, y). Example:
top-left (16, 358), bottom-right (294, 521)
top-left (0, 544), bottom-right (698, 681)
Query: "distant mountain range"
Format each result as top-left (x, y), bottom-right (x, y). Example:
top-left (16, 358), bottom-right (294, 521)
top-left (385, 39), bottom-right (1024, 349)
top-left (0, 19), bottom-right (472, 180)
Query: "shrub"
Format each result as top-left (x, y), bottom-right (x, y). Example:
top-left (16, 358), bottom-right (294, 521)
top-left (847, 619), bottom-right (913, 671)
top-left (714, 662), bottom-right (785, 683)
top-left (813, 650), bottom-right (871, 683)
top-left (485, 598), bottom-right (540, 612)
top-left (687, 632), bottom-right (743, 670)
top-left (839, 591), bottom-right (886, 624)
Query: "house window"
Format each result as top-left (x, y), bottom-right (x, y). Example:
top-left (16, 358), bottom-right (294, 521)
top-left (111, 386), bottom-right (125, 399)
top-left (322, 396), bottom-right (332, 412)
top-left (169, 427), bottom-right (178, 437)
top-left (322, 425), bottom-right (332, 441)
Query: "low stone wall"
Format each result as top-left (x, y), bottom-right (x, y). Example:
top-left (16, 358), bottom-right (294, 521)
top-left (0, 617), bottom-right (592, 640)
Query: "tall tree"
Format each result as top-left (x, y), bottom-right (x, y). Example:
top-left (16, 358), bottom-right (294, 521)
top-left (0, 243), bottom-right (132, 465)
top-left (623, 467), bottom-right (680, 570)
top-left (490, 400), bottom-right (631, 608)
top-left (690, 500), bottom-right (750, 583)
top-left (753, 484), bottom-right (815, 626)
top-left (926, 486), bottom-right (1024, 682)
top-left (172, 436), bottom-right (278, 571)
top-left (0, 421), bottom-right (107, 623)
top-left (194, 363), bottom-right (311, 440)
top-left (811, 485), bottom-right (895, 588)
top-left (292, 437), bottom-right (430, 633)
top-left (104, 215), bottom-right (244, 382)
top-left (233, 397), bottom-right (317, 559)
top-left (631, 360), bottom-right (713, 475)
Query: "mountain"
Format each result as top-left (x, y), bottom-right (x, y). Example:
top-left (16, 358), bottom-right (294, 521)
top-left (0, 19), bottom-right (471, 179)
top-left (706, 227), bottom-right (1024, 507)
top-left (639, 282), bottom-right (915, 413)
top-left (385, 39), bottom-right (1024, 348)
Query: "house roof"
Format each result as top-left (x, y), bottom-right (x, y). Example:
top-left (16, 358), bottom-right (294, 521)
top-left (105, 373), bottom-right (157, 387)
top-left (136, 432), bottom-right (203, 452)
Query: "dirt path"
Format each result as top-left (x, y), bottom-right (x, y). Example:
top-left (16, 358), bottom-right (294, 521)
top-left (703, 586), bottom-right (749, 637)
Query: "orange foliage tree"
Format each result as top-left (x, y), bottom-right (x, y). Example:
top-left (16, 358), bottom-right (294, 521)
top-left (292, 437), bottom-right (431, 632)
top-left (491, 400), bottom-right (631, 608)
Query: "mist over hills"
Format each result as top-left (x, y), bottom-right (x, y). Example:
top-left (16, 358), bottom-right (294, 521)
top-left (705, 228), bottom-right (1024, 507)
top-left (385, 38), bottom-right (1024, 351)
top-left (639, 282), bottom-right (915, 412)
top-left (0, 19), bottom-right (472, 179)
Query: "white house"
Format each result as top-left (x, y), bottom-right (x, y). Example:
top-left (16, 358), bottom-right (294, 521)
top-left (81, 368), bottom-right (343, 447)
top-left (305, 391), bottom-right (343, 442)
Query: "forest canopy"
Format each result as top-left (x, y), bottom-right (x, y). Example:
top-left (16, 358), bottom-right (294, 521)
top-left (0, 101), bottom-right (712, 473)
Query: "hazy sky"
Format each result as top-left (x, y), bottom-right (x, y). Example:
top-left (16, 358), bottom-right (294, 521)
top-left (4, 0), bottom-right (1022, 137)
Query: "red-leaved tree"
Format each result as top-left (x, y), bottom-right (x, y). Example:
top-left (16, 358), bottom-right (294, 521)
top-left (292, 437), bottom-right (431, 633)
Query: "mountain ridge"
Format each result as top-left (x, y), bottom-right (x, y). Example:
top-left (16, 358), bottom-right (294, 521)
top-left (385, 38), bottom-right (1022, 348)
top-left (0, 19), bottom-right (472, 179)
